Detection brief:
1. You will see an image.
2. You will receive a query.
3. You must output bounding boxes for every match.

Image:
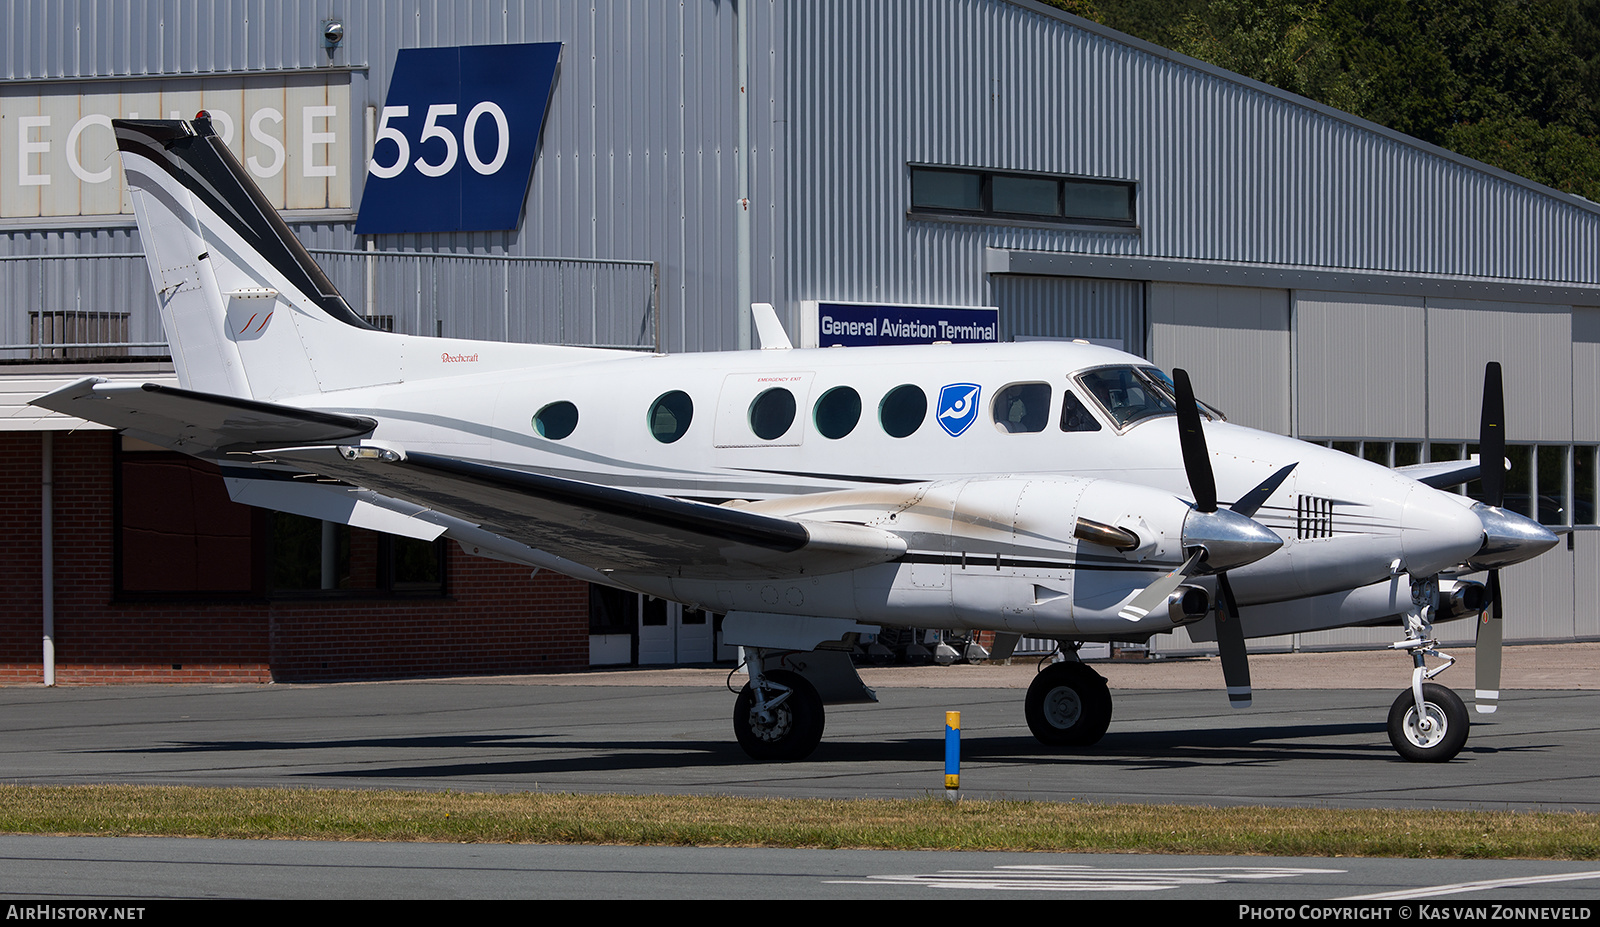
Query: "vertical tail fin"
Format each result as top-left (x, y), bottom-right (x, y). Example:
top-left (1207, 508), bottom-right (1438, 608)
top-left (116, 116), bottom-right (385, 400)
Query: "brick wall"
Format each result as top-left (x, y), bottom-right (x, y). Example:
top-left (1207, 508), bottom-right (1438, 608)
top-left (0, 431), bottom-right (591, 685)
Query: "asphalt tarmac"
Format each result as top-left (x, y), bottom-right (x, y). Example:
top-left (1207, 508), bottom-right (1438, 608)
top-left (2, 645), bottom-right (1597, 900)
top-left (1, 646), bottom-right (1596, 810)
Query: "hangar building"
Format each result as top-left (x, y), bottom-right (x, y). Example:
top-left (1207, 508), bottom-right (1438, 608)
top-left (3, 0), bottom-right (1597, 683)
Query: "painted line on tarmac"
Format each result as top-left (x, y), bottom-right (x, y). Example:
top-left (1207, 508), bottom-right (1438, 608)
top-left (827, 863), bottom-right (1344, 892)
top-left (1344, 869), bottom-right (1600, 900)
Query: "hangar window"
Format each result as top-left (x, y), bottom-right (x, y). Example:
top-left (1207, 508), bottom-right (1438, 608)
top-left (117, 446), bottom-right (256, 594)
top-left (649, 390), bottom-right (694, 443)
top-left (114, 438), bottom-right (444, 598)
top-left (534, 401), bottom-right (579, 440)
top-left (749, 387), bottom-right (797, 440)
top-left (268, 513), bottom-right (445, 596)
top-left (879, 384), bottom-right (927, 438)
top-left (1318, 439), bottom-right (1587, 528)
top-left (993, 383), bottom-right (1051, 433)
top-left (1576, 447), bottom-right (1598, 525)
top-left (814, 386), bottom-right (862, 439)
top-left (910, 166), bottom-right (1136, 227)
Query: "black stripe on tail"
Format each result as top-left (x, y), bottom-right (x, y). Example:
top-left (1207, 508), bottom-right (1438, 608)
top-left (114, 116), bottom-right (376, 332)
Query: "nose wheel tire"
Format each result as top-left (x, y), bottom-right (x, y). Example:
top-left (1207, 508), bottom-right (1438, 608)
top-left (1025, 662), bottom-right (1113, 746)
top-left (1387, 683), bottom-right (1469, 762)
top-left (734, 669), bottom-right (825, 761)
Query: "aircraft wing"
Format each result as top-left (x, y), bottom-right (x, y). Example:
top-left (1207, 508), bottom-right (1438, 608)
top-left (1396, 456), bottom-right (1481, 489)
top-left (31, 379), bottom-right (376, 453)
top-left (259, 445), bottom-right (908, 580)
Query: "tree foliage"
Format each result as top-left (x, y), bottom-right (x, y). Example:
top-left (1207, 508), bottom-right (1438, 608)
top-left (1045, 0), bottom-right (1600, 201)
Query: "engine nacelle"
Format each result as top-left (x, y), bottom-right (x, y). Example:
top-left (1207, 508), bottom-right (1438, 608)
top-left (1434, 579), bottom-right (1489, 622)
top-left (1168, 585), bottom-right (1211, 624)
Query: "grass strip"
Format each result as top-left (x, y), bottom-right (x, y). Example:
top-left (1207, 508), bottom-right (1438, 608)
top-left (0, 785), bottom-right (1596, 858)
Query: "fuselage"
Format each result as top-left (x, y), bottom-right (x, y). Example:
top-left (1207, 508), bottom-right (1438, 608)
top-left (293, 338), bottom-right (1493, 632)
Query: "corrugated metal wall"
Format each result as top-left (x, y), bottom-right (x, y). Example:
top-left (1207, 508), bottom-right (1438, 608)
top-left (988, 275), bottom-right (1142, 347)
top-left (6, 0), bottom-right (1600, 655)
top-left (0, 0), bottom-right (780, 354)
top-left (1148, 282), bottom-right (1291, 434)
top-left (1575, 307), bottom-right (1600, 443)
top-left (780, 0), bottom-right (1600, 331)
top-left (8, 0), bottom-right (1600, 350)
top-left (1426, 298), bottom-right (1573, 443)
top-left (1296, 292), bottom-right (1428, 440)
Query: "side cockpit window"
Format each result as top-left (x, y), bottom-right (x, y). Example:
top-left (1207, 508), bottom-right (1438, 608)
top-left (1059, 390), bottom-right (1101, 432)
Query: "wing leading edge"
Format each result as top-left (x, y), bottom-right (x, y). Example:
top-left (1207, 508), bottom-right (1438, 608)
top-left (260, 445), bottom-right (909, 580)
top-left (1395, 457), bottom-right (1482, 489)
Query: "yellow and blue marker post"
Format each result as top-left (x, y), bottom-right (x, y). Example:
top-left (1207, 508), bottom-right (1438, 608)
top-left (944, 711), bottom-right (960, 799)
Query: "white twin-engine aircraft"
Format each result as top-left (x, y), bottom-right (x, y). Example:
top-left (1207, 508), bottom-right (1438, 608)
top-left (36, 116), bottom-right (1559, 764)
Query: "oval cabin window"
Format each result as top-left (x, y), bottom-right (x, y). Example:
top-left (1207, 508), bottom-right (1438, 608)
top-left (648, 390), bottom-right (694, 443)
top-left (533, 401), bottom-right (579, 440)
top-left (814, 386), bottom-right (862, 439)
top-left (879, 384), bottom-right (927, 438)
top-left (749, 388), bottom-right (797, 440)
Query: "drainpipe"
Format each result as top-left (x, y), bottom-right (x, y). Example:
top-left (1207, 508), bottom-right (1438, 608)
top-left (734, 0), bottom-right (753, 350)
top-left (42, 432), bottom-right (54, 686)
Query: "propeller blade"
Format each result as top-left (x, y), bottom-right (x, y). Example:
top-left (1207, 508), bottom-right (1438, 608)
top-left (1480, 362), bottom-right (1505, 508)
top-left (1475, 569), bottom-right (1503, 714)
top-left (1230, 463), bottom-right (1297, 520)
top-left (1172, 368), bottom-right (1217, 513)
top-left (1119, 549), bottom-right (1204, 621)
top-left (1215, 572), bottom-right (1252, 708)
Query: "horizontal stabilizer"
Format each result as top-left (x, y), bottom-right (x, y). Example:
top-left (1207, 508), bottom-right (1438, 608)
top-left (30, 379), bottom-right (375, 453)
top-left (258, 445), bottom-right (907, 580)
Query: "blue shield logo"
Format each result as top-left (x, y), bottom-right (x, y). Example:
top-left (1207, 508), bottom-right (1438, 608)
top-left (936, 383), bottom-right (982, 437)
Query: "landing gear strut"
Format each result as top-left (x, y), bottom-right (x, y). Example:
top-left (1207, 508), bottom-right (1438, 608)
top-left (723, 616), bottom-right (880, 762)
top-left (1024, 658), bottom-right (1113, 746)
top-left (1386, 574), bottom-right (1470, 762)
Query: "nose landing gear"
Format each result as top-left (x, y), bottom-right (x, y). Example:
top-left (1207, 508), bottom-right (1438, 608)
top-left (1387, 681), bottom-right (1469, 762)
top-left (1385, 574), bottom-right (1472, 762)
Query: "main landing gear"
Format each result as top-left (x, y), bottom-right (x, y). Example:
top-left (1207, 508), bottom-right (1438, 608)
top-left (734, 668), bottom-right (825, 761)
top-left (1024, 658), bottom-right (1113, 746)
top-left (732, 641), bottom-right (876, 762)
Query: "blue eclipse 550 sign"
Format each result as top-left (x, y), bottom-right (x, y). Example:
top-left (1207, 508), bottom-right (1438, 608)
top-left (355, 42), bottom-right (561, 234)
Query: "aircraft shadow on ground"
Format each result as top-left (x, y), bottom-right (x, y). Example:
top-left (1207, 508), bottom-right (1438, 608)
top-left (816, 722), bottom-right (1396, 767)
top-left (91, 734), bottom-right (546, 754)
top-left (75, 718), bottom-right (1527, 783)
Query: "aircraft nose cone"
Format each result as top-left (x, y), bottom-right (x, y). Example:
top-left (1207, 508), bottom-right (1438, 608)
top-left (1467, 503), bottom-right (1559, 570)
top-left (1182, 507), bottom-right (1283, 572)
top-left (1400, 487), bottom-right (1492, 576)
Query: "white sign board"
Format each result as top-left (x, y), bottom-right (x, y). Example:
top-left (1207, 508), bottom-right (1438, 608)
top-left (2, 74), bottom-right (352, 221)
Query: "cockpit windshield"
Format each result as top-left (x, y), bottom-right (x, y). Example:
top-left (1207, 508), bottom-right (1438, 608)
top-left (1074, 365), bottom-right (1223, 429)
top-left (1077, 366), bottom-right (1176, 427)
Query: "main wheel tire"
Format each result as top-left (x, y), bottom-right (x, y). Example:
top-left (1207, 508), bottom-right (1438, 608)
top-left (1025, 661), bottom-right (1113, 747)
top-left (733, 669), bottom-right (825, 761)
top-left (1387, 683), bottom-right (1469, 763)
